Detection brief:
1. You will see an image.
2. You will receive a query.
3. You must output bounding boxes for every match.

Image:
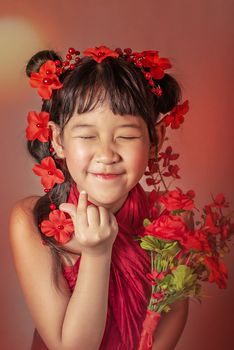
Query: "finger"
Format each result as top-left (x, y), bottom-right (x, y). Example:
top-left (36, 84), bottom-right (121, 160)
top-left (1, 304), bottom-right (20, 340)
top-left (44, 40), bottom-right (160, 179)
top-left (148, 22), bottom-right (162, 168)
top-left (99, 206), bottom-right (111, 226)
top-left (87, 205), bottom-right (100, 226)
top-left (110, 212), bottom-right (119, 233)
top-left (59, 203), bottom-right (77, 220)
top-left (77, 191), bottom-right (88, 226)
top-left (77, 190), bottom-right (88, 211)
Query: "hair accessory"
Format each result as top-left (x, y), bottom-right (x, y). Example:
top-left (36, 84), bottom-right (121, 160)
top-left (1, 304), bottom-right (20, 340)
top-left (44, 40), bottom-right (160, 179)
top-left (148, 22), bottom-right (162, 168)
top-left (114, 48), bottom-right (171, 96)
top-left (29, 60), bottom-right (63, 99)
top-left (26, 111), bottom-right (50, 142)
top-left (40, 209), bottom-right (74, 244)
top-left (32, 156), bottom-right (65, 192)
top-left (29, 46), bottom-right (172, 101)
top-left (83, 45), bottom-right (119, 63)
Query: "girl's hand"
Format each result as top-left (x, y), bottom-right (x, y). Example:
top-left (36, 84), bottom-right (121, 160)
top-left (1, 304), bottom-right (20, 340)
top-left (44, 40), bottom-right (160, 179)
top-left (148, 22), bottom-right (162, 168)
top-left (59, 191), bottom-right (119, 256)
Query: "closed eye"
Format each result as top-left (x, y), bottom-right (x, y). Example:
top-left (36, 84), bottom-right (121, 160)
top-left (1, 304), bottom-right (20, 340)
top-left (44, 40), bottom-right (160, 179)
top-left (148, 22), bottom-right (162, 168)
top-left (117, 137), bottom-right (140, 139)
top-left (77, 136), bottom-right (140, 140)
top-left (78, 136), bottom-right (95, 139)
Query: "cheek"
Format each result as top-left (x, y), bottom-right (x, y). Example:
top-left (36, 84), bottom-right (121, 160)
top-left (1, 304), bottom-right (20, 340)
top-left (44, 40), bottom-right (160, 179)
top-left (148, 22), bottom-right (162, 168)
top-left (65, 143), bottom-right (91, 171)
top-left (126, 145), bottom-right (149, 172)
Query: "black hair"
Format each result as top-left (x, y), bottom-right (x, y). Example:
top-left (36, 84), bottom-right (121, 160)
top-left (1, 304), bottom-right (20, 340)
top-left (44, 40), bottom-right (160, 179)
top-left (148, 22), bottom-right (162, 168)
top-left (26, 49), bottom-right (181, 285)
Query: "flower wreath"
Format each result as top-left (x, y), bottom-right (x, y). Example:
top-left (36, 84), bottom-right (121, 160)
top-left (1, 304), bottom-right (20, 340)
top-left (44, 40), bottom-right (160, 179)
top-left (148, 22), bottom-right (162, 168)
top-left (26, 45), bottom-right (234, 350)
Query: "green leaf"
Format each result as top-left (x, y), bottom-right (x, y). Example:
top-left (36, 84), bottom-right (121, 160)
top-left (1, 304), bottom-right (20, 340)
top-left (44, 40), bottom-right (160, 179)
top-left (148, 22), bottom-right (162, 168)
top-left (143, 218), bottom-right (151, 227)
top-left (170, 265), bottom-right (198, 292)
top-left (171, 209), bottom-right (186, 215)
top-left (140, 236), bottom-right (162, 251)
top-left (140, 236), bottom-right (181, 257)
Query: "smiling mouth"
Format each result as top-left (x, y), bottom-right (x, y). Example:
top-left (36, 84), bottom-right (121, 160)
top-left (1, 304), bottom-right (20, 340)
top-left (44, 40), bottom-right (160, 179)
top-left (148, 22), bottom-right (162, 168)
top-left (90, 173), bottom-right (123, 180)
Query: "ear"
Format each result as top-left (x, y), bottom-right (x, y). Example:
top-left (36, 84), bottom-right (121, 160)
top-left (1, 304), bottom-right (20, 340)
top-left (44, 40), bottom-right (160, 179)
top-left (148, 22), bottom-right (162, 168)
top-left (149, 119), bottom-right (166, 158)
top-left (48, 121), bottom-right (65, 159)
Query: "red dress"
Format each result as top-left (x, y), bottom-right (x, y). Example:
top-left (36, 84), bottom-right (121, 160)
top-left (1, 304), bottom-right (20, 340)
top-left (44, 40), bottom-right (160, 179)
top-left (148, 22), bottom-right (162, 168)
top-left (31, 183), bottom-right (152, 350)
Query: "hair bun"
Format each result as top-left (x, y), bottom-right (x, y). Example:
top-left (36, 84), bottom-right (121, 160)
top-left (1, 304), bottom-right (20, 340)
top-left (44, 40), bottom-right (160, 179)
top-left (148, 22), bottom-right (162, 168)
top-left (26, 50), bottom-right (62, 77)
top-left (157, 74), bottom-right (181, 114)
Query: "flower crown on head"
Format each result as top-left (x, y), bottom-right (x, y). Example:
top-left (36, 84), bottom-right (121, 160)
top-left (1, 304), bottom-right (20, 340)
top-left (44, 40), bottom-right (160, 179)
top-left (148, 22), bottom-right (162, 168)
top-left (29, 45), bottom-right (173, 100)
top-left (26, 45), bottom-right (189, 244)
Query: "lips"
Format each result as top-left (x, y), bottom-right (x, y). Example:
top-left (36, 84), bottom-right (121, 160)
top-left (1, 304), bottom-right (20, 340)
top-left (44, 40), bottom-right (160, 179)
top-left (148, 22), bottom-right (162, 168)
top-left (90, 172), bottom-right (124, 180)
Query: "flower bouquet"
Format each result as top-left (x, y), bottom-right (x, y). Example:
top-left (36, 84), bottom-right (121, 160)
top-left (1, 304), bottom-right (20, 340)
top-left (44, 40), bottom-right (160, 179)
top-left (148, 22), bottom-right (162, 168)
top-left (137, 102), bottom-right (234, 350)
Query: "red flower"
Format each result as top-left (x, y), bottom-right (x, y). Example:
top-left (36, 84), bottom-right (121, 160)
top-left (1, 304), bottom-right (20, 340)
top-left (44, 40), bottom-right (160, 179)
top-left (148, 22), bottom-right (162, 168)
top-left (146, 158), bottom-right (159, 173)
top-left (140, 50), bottom-right (172, 79)
top-left (30, 60), bottom-right (63, 99)
top-left (203, 205), bottom-right (220, 234)
top-left (164, 100), bottom-right (189, 129)
top-left (146, 270), bottom-right (166, 285)
top-left (182, 229), bottom-right (211, 253)
top-left (144, 214), bottom-right (189, 242)
top-left (203, 256), bottom-right (228, 289)
top-left (152, 291), bottom-right (164, 301)
top-left (83, 45), bottom-right (119, 63)
top-left (32, 156), bottom-right (65, 190)
top-left (158, 146), bottom-right (179, 167)
top-left (163, 164), bottom-right (180, 179)
top-left (159, 187), bottom-right (195, 211)
top-left (148, 190), bottom-right (161, 220)
top-left (208, 193), bottom-right (229, 209)
top-left (26, 111), bottom-right (50, 142)
top-left (41, 209), bottom-right (74, 244)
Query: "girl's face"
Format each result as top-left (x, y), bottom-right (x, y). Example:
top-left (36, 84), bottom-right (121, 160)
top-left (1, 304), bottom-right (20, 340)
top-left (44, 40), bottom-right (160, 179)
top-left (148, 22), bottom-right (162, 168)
top-left (59, 103), bottom-right (151, 212)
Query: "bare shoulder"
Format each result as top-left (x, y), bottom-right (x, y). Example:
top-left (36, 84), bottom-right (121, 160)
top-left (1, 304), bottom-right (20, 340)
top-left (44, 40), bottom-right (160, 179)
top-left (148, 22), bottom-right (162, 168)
top-left (9, 195), bottom-right (41, 243)
top-left (8, 195), bottom-right (53, 271)
top-left (10, 195), bottom-right (40, 219)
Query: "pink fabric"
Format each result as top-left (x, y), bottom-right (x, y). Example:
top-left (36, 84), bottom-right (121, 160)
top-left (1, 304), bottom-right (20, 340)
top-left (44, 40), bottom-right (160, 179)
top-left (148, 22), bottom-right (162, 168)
top-left (31, 183), bottom-right (151, 350)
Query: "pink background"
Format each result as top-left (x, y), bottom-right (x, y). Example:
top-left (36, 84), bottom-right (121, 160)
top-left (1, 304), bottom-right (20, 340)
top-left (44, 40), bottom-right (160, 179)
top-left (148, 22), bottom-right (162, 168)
top-left (1, 0), bottom-right (233, 349)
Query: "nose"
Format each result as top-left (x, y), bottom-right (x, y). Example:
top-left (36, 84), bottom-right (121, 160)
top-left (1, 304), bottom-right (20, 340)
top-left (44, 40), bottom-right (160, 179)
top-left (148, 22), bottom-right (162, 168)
top-left (95, 141), bottom-right (120, 164)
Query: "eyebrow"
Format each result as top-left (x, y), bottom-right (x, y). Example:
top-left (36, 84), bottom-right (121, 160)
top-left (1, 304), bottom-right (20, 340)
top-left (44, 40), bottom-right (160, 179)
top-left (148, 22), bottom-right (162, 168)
top-left (71, 124), bottom-right (142, 130)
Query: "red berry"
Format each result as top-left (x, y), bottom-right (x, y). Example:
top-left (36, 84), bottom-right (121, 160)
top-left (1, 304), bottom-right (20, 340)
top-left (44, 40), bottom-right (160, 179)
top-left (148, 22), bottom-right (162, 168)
top-left (68, 47), bottom-right (75, 54)
top-left (135, 61), bottom-right (143, 68)
top-left (50, 203), bottom-right (56, 210)
top-left (144, 72), bottom-right (151, 80)
top-left (70, 63), bottom-right (75, 70)
top-left (56, 67), bottom-right (61, 75)
top-left (55, 60), bottom-right (61, 66)
top-left (155, 86), bottom-right (163, 96)
top-left (115, 48), bottom-right (123, 55)
top-left (66, 54), bottom-right (72, 60)
top-left (124, 48), bottom-right (132, 55)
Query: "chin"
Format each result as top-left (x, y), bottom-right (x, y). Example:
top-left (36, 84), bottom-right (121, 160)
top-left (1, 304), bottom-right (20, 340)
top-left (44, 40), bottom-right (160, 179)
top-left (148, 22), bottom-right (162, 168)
top-left (87, 190), bottom-right (127, 207)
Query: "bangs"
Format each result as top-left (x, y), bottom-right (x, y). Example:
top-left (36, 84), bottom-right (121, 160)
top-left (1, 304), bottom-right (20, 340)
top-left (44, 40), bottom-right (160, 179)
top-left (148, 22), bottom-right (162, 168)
top-left (62, 57), bottom-right (155, 122)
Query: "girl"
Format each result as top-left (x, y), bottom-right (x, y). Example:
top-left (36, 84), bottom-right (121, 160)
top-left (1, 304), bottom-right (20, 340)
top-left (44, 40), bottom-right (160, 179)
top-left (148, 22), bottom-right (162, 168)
top-left (9, 46), bottom-right (189, 350)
